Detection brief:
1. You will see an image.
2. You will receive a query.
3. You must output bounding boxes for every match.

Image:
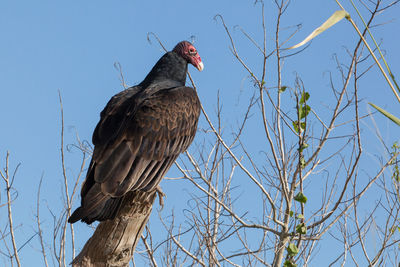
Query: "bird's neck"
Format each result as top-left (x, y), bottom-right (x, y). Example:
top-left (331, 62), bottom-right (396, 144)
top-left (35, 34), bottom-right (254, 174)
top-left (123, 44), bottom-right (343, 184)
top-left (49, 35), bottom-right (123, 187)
top-left (140, 52), bottom-right (188, 88)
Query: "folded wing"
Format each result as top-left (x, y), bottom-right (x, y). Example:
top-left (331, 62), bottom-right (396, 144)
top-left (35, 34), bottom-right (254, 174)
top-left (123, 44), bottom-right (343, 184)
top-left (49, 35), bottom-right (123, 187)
top-left (68, 85), bottom-right (200, 224)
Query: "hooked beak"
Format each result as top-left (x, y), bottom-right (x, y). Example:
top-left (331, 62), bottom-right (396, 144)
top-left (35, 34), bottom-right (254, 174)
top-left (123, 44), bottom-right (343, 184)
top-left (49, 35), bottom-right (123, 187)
top-left (190, 54), bottom-right (204, 72)
top-left (196, 61), bottom-right (204, 72)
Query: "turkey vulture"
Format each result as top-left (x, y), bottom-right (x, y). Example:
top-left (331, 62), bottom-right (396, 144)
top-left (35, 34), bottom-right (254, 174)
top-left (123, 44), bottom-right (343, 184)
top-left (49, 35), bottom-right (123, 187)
top-left (68, 41), bottom-right (203, 224)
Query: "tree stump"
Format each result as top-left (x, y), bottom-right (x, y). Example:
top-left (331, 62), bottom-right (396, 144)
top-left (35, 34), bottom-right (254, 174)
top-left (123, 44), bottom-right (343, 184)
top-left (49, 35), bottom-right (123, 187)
top-left (72, 190), bottom-right (157, 267)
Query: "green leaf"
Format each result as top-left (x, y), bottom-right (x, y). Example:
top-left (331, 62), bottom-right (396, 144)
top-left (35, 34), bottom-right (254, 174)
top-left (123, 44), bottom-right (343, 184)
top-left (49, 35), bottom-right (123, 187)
top-left (287, 243), bottom-right (299, 257)
top-left (297, 214), bottom-right (304, 219)
top-left (287, 10), bottom-right (350, 49)
top-left (369, 103), bottom-right (400, 126)
top-left (293, 121), bottom-right (299, 133)
top-left (279, 86), bottom-right (287, 93)
top-left (300, 92), bottom-right (310, 104)
top-left (284, 260), bottom-right (297, 267)
top-left (293, 121), bottom-right (306, 133)
top-left (299, 105), bottom-right (311, 119)
top-left (300, 157), bottom-right (306, 169)
top-left (296, 223), bottom-right (307, 235)
top-left (290, 210), bottom-right (294, 217)
top-left (298, 143), bottom-right (309, 153)
top-left (393, 142), bottom-right (400, 150)
top-left (294, 192), bottom-right (307, 203)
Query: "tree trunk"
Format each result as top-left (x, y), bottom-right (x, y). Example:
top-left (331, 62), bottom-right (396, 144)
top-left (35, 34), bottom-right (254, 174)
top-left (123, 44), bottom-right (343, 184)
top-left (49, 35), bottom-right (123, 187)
top-left (72, 190), bottom-right (157, 267)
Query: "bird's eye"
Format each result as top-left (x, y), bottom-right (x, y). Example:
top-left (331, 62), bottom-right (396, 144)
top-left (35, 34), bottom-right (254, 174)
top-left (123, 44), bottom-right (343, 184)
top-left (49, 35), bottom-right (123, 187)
top-left (188, 48), bottom-right (197, 56)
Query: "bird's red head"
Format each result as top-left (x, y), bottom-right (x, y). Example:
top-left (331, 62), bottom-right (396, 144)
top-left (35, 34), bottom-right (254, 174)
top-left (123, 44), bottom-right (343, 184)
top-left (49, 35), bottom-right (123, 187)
top-left (173, 41), bottom-right (204, 71)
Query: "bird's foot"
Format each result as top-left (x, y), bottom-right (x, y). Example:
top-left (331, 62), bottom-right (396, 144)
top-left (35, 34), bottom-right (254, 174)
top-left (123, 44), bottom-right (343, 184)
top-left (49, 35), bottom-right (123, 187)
top-left (156, 186), bottom-right (165, 209)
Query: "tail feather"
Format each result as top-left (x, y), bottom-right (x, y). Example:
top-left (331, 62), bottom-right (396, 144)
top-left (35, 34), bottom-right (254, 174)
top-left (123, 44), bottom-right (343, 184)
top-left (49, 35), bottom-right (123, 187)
top-left (68, 207), bottom-right (84, 223)
top-left (68, 196), bottom-right (124, 224)
top-left (95, 197), bottom-right (124, 221)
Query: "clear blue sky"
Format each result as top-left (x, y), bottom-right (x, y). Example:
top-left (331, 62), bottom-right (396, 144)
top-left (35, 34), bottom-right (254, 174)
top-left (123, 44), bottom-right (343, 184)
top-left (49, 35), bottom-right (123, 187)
top-left (0, 0), bottom-right (399, 266)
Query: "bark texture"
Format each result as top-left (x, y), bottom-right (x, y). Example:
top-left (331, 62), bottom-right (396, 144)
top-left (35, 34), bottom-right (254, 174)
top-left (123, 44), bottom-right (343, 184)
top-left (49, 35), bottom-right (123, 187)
top-left (72, 190), bottom-right (157, 267)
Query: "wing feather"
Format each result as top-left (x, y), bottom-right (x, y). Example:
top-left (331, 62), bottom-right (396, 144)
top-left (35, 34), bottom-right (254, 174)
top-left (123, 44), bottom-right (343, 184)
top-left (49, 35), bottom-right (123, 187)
top-left (94, 141), bottom-right (134, 184)
top-left (141, 157), bottom-right (177, 191)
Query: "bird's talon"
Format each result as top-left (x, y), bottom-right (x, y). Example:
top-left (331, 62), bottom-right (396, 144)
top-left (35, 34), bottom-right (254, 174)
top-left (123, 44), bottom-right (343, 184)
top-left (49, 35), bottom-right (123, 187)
top-left (156, 186), bottom-right (165, 209)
